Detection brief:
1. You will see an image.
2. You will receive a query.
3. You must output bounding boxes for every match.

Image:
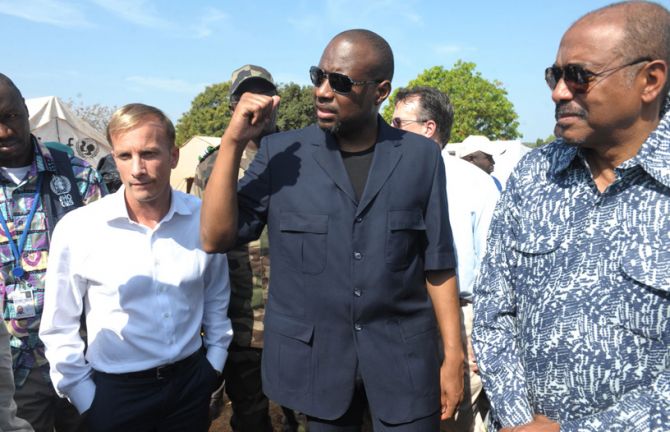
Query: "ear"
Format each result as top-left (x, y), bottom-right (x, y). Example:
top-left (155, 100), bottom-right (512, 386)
top-left (640, 60), bottom-right (667, 105)
top-left (423, 120), bottom-right (437, 141)
top-left (170, 146), bottom-right (180, 169)
top-left (375, 80), bottom-right (392, 106)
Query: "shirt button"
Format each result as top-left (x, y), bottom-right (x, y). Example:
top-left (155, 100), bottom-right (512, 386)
top-left (354, 323), bottom-right (362, 331)
top-left (163, 312), bottom-right (170, 318)
top-left (353, 252), bottom-right (363, 260)
top-left (354, 289), bottom-right (361, 297)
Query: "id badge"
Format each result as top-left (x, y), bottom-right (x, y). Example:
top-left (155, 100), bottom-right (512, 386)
top-left (8, 284), bottom-right (36, 319)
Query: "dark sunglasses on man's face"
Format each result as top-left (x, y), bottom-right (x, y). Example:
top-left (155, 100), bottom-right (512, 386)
top-left (544, 57), bottom-right (652, 93)
top-left (310, 66), bottom-right (381, 94)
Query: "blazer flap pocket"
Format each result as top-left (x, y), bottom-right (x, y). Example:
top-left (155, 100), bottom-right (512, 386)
top-left (280, 212), bottom-right (328, 233)
top-left (266, 312), bottom-right (314, 343)
top-left (389, 209), bottom-right (426, 231)
top-left (621, 245), bottom-right (670, 292)
top-left (398, 315), bottom-right (437, 341)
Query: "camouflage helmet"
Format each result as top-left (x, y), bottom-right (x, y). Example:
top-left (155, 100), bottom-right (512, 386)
top-left (229, 64), bottom-right (276, 97)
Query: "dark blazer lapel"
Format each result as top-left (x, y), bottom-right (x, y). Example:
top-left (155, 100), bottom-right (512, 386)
top-left (312, 129), bottom-right (357, 204)
top-left (356, 122), bottom-right (402, 217)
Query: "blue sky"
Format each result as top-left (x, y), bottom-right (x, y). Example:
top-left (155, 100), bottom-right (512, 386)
top-left (0, 0), bottom-right (624, 142)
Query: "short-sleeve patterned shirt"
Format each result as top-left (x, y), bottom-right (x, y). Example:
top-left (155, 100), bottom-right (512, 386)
top-left (1, 139), bottom-right (103, 387)
top-left (473, 95), bottom-right (670, 431)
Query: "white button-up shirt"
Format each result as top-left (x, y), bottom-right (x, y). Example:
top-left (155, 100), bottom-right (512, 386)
top-left (442, 154), bottom-right (500, 300)
top-left (39, 187), bottom-right (232, 413)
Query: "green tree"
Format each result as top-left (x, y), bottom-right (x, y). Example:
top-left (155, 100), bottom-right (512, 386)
top-left (175, 82), bottom-right (232, 146)
top-left (175, 81), bottom-right (315, 146)
top-left (277, 83), bottom-right (316, 131)
top-left (383, 61), bottom-right (521, 143)
top-left (527, 134), bottom-right (556, 148)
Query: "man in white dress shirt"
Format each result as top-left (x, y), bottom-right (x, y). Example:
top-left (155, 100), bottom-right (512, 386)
top-left (39, 103), bottom-right (232, 431)
top-left (391, 86), bottom-right (500, 432)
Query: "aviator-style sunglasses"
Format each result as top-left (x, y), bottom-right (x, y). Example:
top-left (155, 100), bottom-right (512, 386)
top-left (310, 66), bottom-right (381, 94)
top-left (544, 57), bottom-right (652, 93)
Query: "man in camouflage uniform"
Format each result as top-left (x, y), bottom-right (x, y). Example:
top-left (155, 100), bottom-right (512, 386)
top-left (192, 65), bottom-right (291, 432)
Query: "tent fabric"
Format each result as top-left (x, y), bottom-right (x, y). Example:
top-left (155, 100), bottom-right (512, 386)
top-left (25, 96), bottom-right (111, 167)
top-left (445, 137), bottom-right (531, 189)
top-left (170, 136), bottom-right (221, 193)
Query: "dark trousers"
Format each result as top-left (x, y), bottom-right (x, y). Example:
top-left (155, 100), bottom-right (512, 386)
top-left (223, 345), bottom-right (272, 432)
top-left (86, 350), bottom-right (217, 432)
top-left (307, 381), bottom-right (440, 432)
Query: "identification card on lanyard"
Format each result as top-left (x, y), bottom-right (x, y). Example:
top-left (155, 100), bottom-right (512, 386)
top-left (6, 282), bottom-right (35, 319)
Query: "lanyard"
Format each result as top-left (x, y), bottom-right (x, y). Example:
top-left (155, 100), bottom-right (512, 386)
top-left (0, 173), bottom-right (44, 279)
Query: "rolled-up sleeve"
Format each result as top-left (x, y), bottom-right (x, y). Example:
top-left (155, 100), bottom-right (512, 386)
top-left (424, 147), bottom-right (456, 271)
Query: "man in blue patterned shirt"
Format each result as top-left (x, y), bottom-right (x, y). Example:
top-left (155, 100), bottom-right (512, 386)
top-left (473, 2), bottom-right (670, 431)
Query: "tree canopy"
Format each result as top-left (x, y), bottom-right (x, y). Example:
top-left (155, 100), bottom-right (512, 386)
top-left (66, 97), bottom-right (117, 134)
top-left (382, 61), bottom-right (521, 143)
top-left (175, 81), bottom-right (315, 146)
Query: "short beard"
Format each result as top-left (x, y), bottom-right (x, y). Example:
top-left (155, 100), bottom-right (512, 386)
top-left (319, 120), bottom-right (341, 135)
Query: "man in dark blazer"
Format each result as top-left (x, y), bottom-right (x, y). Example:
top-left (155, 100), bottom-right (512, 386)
top-left (201, 29), bottom-right (464, 431)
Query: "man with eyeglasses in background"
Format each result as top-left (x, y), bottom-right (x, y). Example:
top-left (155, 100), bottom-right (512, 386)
top-left (472, 2), bottom-right (670, 431)
top-left (200, 29), bottom-right (464, 431)
top-left (391, 86), bottom-right (499, 432)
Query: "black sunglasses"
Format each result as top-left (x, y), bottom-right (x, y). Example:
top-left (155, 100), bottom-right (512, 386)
top-left (310, 66), bottom-right (381, 94)
top-left (545, 57), bottom-right (652, 93)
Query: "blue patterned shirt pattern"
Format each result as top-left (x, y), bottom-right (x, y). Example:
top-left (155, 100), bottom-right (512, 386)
top-left (473, 95), bottom-right (670, 431)
top-left (1, 139), bottom-right (103, 387)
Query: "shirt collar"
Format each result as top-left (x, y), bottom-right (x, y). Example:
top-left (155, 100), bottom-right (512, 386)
top-left (108, 186), bottom-right (192, 224)
top-left (549, 90), bottom-right (670, 187)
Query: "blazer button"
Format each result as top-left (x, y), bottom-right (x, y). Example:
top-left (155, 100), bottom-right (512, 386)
top-left (353, 252), bottom-right (363, 260)
top-left (354, 289), bottom-right (361, 297)
top-left (355, 217), bottom-right (363, 223)
top-left (354, 323), bottom-right (362, 331)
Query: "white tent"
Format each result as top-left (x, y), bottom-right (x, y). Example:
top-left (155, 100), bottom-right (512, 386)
top-left (25, 96), bottom-right (111, 167)
top-left (444, 136), bottom-right (532, 188)
top-left (171, 136), bottom-right (220, 193)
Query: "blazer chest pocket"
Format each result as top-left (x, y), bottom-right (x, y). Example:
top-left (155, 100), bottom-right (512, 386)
top-left (386, 209), bottom-right (426, 271)
top-left (279, 212), bottom-right (328, 275)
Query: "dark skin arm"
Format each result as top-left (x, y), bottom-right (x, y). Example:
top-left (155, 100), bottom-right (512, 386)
top-left (426, 269), bottom-right (464, 420)
top-left (200, 93), bottom-right (280, 253)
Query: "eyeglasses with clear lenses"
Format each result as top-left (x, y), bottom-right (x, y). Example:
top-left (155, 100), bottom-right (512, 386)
top-left (544, 57), bottom-right (652, 93)
top-left (391, 118), bottom-right (427, 128)
top-left (310, 66), bottom-right (381, 94)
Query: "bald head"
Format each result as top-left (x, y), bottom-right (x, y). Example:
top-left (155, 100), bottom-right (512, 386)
top-left (328, 29), bottom-right (394, 82)
top-left (0, 73), bottom-right (23, 99)
top-left (570, 1), bottom-right (670, 96)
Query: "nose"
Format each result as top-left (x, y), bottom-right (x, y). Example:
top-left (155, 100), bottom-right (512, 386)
top-left (130, 155), bottom-right (146, 177)
top-left (551, 77), bottom-right (575, 104)
top-left (315, 76), bottom-right (334, 100)
top-left (0, 122), bottom-right (11, 139)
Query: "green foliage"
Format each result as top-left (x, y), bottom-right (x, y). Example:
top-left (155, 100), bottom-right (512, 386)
top-left (175, 82), bottom-right (232, 146)
top-left (277, 83), bottom-right (316, 131)
top-left (175, 81), bottom-right (315, 146)
top-left (382, 61), bottom-right (521, 143)
top-left (527, 134), bottom-right (556, 148)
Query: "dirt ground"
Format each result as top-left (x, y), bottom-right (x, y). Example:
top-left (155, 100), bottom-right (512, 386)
top-left (208, 400), bottom-right (373, 432)
top-left (208, 400), bottom-right (307, 432)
